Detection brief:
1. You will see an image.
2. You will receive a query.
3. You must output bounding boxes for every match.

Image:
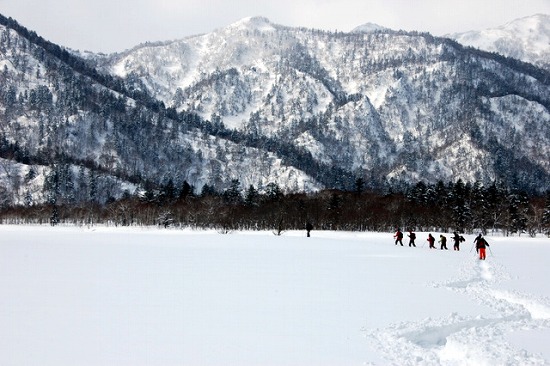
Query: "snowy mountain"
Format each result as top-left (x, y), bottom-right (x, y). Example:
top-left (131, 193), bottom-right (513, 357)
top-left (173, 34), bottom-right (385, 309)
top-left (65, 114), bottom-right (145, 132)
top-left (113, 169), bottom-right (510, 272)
top-left (1, 14), bottom-right (550, 206)
top-left (351, 22), bottom-right (390, 33)
top-left (98, 16), bottom-right (550, 191)
top-left (450, 14), bottom-right (550, 71)
top-left (0, 15), bottom-right (321, 206)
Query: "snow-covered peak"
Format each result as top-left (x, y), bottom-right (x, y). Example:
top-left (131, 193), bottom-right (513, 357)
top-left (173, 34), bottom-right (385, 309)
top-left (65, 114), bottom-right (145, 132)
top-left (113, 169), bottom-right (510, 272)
top-left (351, 22), bottom-right (389, 33)
top-left (449, 14), bottom-right (550, 70)
top-left (224, 16), bottom-right (277, 33)
top-left (503, 13), bottom-right (550, 32)
top-left (90, 14), bottom-right (550, 193)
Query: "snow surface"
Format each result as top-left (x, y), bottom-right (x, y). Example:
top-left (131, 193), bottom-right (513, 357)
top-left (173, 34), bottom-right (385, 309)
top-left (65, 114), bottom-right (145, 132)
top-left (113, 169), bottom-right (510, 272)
top-left (1, 226), bottom-right (549, 365)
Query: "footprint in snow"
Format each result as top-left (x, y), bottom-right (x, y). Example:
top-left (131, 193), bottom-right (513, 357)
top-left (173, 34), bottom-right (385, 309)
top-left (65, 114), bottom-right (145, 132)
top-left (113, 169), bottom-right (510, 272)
top-left (364, 256), bottom-right (550, 365)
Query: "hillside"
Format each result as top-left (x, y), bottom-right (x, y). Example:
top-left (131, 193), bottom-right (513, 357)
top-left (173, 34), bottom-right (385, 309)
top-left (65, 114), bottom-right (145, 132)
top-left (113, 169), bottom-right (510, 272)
top-left (100, 16), bottom-right (550, 192)
top-left (1, 14), bottom-right (550, 207)
top-left (0, 15), bottom-right (320, 206)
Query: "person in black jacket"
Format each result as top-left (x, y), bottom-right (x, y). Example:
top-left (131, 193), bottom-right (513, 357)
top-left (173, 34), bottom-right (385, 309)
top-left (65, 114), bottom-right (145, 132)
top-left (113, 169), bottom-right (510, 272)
top-left (306, 222), bottom-right (313, 237)
top-left (427, 233), bottom-right (436, 249)
top-left (474, 234), bottom-right (490, 260)
top-left (452, 232), bottom-right (462, 251)
top-left (439, 234), bottom-right (448, 250)
top-left (408, 230), bottom-right (416, 247)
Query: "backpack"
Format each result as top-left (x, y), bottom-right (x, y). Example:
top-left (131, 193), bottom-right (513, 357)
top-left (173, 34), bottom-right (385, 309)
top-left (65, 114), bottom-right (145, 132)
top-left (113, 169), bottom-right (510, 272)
top-left (476, 237), bottom-right (487, 248)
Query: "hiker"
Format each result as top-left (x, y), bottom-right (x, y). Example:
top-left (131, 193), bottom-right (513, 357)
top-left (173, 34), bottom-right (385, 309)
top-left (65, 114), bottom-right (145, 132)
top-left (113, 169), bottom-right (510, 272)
top-left (306, 222), bottom-right (313, 237)
top-left (439, 234), bottom-right (448, 250)
top-left (451, 232), bottom-right (462, 251)
top-left (427, 233), bottom-right (436, 249)
top-left (408, 230), bottom-right (416, 247)
top-left (394, 229), bottom-right (404, 246)
top-left (474, 233), bottom-right (490, 260)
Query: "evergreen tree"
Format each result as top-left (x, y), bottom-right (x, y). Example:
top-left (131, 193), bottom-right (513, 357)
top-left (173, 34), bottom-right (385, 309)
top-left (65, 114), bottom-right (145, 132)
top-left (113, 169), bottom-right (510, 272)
top-left (450, 179), bottom-right (470, 232)
top-left (89, 171), bottom-right (98, 203)
top-left (200, 183), bottom-right (216, 197)
top-left (265, 182), bottom-right (282, 201)
top-left (542, 192), bottom-right (550, 236)
top-left (354, 177), bottom-right (365, 195)
top-left (224, 179), bottom-right (242, 205)
top-left (25, 166), bottom-right (37, 181)
top-left (507, 190), bottom-right (528, 235)
top-left (327, 192), bottom-right (342, 230)
top-left (484, 182), bottom-right (507, 233)
top-left (24, 189), bottom-right (33, 207)
top-left (161, 178), bottom-right (176, 202)
top-left (470, 181), bottom-right (487, 232)
top-left (244, 185), bottom-right (259, 207)
top-left (50, 205), bottom-right (59, 226)
top-left (43, 165), bottom-right (59, 205)
top-left (179, 180), bottom-right (193, 200)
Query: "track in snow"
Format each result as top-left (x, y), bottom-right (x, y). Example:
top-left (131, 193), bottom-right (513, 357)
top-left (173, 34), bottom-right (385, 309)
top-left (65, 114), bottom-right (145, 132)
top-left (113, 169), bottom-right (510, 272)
top-left (364, 257), bottom-right (550, 365)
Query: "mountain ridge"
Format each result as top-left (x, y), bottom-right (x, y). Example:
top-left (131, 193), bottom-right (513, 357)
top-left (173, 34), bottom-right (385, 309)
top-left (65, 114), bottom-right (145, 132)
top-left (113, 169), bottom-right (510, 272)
top-left (97, 18), bottom-right (550, 190)
top-left (449, 13), bottom-right (550, 71)
top-left (1, 13), bottom-right (550, 207)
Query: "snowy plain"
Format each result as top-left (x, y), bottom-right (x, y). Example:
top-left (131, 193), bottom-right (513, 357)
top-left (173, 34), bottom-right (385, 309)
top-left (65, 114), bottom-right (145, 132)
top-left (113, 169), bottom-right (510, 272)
top-left (1, 225), bottom-right (549, 366)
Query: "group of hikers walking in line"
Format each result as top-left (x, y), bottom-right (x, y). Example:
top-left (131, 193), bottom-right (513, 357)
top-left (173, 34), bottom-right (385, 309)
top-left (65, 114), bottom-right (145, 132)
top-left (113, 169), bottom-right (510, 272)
top-left (393, 229), bottom-right (490, 260)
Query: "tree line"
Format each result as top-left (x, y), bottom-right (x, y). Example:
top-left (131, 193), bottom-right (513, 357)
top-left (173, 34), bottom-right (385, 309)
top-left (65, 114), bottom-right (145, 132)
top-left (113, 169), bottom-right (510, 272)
top-left (1, 178), bottom-right (549, 237)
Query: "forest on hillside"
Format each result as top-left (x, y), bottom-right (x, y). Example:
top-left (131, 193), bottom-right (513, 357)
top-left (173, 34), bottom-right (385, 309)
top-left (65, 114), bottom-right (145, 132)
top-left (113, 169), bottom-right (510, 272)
top-left (1, 178), bottom-right (549, 237)
top-left (3, 14), bottom-right (550, 200)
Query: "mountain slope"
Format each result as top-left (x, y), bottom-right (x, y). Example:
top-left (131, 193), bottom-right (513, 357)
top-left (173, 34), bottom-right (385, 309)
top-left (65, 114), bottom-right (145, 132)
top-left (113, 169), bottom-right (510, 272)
top-left (1, 13), bottom-right (550, 206)
top-left (0, 15), bottom-right (321, 206)
top-left (99, 16), bottom-right (550, 192)
top-left (450, 14), bottom-right (550, 71)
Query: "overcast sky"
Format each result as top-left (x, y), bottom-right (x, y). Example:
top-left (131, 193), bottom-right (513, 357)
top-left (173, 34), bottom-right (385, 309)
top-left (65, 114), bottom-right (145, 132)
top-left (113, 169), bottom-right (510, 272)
top-left (1, 0), bottom-right (549, 53)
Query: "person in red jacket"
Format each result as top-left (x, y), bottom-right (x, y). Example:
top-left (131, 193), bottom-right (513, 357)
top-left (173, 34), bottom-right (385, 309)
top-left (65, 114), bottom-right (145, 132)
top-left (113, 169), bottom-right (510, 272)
top-left (427, 233), bottom-right (436, 249)
top-left (474, 233), bottom-right (490, 260)
top-left (394, 229), bottom-right (404, 246)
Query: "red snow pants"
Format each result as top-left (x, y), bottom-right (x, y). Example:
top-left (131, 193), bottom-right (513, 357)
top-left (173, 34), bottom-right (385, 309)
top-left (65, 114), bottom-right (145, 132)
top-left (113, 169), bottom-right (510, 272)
top-left (479, 248), bottom-right (486, 260)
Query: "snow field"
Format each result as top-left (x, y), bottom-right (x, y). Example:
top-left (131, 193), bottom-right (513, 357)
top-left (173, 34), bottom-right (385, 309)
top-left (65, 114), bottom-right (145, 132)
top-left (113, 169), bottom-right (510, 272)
top-left (0, 226), bottom-right (549, 365)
